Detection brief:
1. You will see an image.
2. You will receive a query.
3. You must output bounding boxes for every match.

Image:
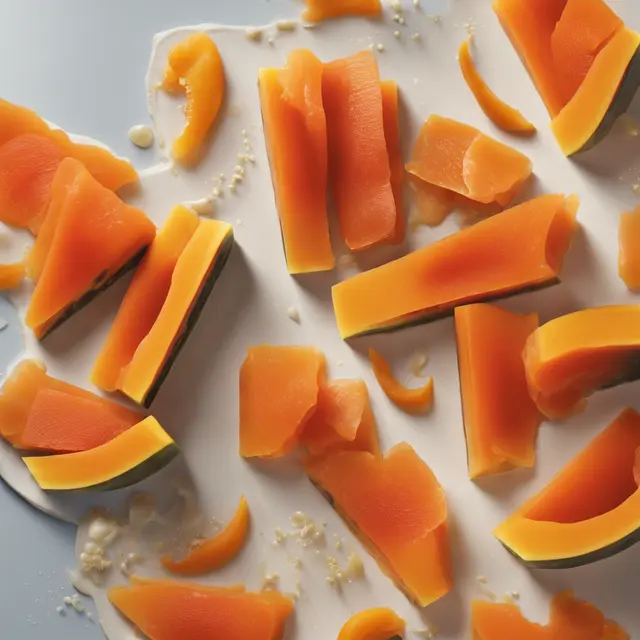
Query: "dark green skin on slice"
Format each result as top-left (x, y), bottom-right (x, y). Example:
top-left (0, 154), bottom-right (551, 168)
top-left (139, 230), bottom-right (235, 408)
top-left (37, 246), bottom-right (149, 340)
top-left (47, 442), bottom-right (180, 493)
top-left (572, 44), bottom-right (640, 155)
top-left (501, 524), bottom-right (640, 569)
top-left (348, 279), bottom-right (560, 339)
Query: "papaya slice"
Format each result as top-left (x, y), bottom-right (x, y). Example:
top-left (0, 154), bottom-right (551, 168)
top-left (494, 408), bottom-right (640, 568)
top-left (23, 416), bottom-right (178, 491)
top-left (0, 359), bottom-right (142, 449)
top-left (369, 348), bottom-right (434, 415)
top-left (337, 608), bottom-right (405, 640)
top-left (407, 115), bottom-right (533, 207)
top-left (0, 134), bottom-right (64, 233)
top-left (306, 443), bottom-right (453, 606)
top-left (455, 304), bottom-right (540, 478)
top-left (523, 305), bottom-right (640, 420)
top-left (20, 389), bottom-right (142, 454)
top-left (162, 495), bottom-right (250, 576)
top-left (458, 39), bottom-right (536, 136)
top-left (302, 0), bottom-right (381, 22)
top-left (118, 217), bottom-right (233, 408)
top-left (259, 50), bottom-right (334, 274)
top-left (473, 590), bottom-right (628, 639)
top-left (240, 345), bottom-right (326, 458)
top-left (550, 0), bottom-right (623, 108)
top-left (381, 80), bottom-right (405, 244)
top-left (25, 158), bottom-right (156, 339)
top-left (0, 99), bottom-right (137, 229)
top-left (0, 261), bottom-right (25, 289)
top-left (91, 206), bottom-right (199, 392)
top-left (323, 51), bottom-right (397, 251)
top-left (332, 194), bottom-right (579, 339)
top-left (161, 33), bottom-right (225, 164)
top-left (493, 0), bottom-right (640, 155)
top-left (108, 578), bottom-right (294, 640)
top-left (618, 206), bottom-right (640, 290)
top-left (300, 379), bottom-right (380, 457)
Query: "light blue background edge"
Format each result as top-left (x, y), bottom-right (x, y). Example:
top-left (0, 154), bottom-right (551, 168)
top-left (0, 1), bottom-right (296, 637)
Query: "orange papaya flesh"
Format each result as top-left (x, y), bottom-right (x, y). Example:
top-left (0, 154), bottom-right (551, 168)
top-left (494, 408), bottom-right (640, 567)
top-left (368, 348), bottom-right (434, 415)
top-left (619, 206), bottom-right (640, 290)
top-left (19, 388), bottom-right (140, 453)
top-left (161, 33), bottom-right (225, 164)
top-left (337, 608), bottom-right (405, 640)
top-left (0, 99), bottom-right (137, 196)
top-left (407, 115), bottom-right (532, 206)
top-left (259, 50), bottom-right (334, 274)
top-left (473, 591), bottom-right (628, 640)
top-left (240, 345), bottom-right (326, 458)
top-left (323, 51), bottom-right (397, 251)
top-left (306, 443), bottom-right (453, 607)
top-left (523, 305), bottom-right (640, 420)
top-left (302, 0), bottom-right (381, 23)
top-left (0, 261), bottom-right (25, 289)
top-left (91, 206), bottom-right (199, 392)
top-left (162, 495), bottom-right (250, 576)
top-left (25, 158), bottom-right (156, 339)
top-left (458, 39), bottom-right (536, 136)
top-left (455, 304), bottom-right (540, 478)
top-left (332, 194), bottom-right (579, 339)
top-left (300, 378), bottom-right (380, 457)
top-left (0, 134), bottom-right (64, 232)
top-left (381, 80), bottom-right (405, 243)
top-left (550, 0), bottom-right (623, 109)
top-left (108, 578), bottom-right (294, 640)
top-left (118, 217), bottom-right (233, 408)
top-left (551, 28), bottom-right (640, 156)
top-left (0, 359), bottom-right (142, 449)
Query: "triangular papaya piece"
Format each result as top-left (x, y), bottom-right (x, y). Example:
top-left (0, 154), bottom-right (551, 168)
top-left (25, 158), bottom-right (156, 338)
top-left (108, 578), bottom-right (294, 640)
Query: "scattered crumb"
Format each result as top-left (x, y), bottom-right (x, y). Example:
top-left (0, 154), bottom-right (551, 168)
top-left (292, 557), bottom-right (303, 570)
top-left (428, 14), bottom-right (443, 23)
top-left (336, 360), bottom-right (344, 367)
top-left (212, 187), bottom-right (224, 198)
top-left (63, 594), bottom-right (85, 614)
top-left (464, 19), bottom-right (477, 35)
top-left (414, 622), bottom-right (439, 638)
top-left (502, 592), bottom-right (520, 605)
top-left (411, 352), bottom-right (429, 377)
top-left (393, 30), bottom-right (401, 39)
top-left (633, 183), bottom-right (640, 195)
top-left (476, 575), bottom-right (497, 601)
top-left (128, 125), bottom-right (154, 149)
top-left (476, 575), bottom-right (488, 584)
top-left (56, 606), bottom-right (65, 616)
top-left (411, 32), bottom-right (421, 41)
top-left (287, 307), bottom-right (301, 324)
top-left (335, 538), bottom-right (343, 551)
top-left (245, 27), bottom-right (263, 41)
top-left (621, 114), bottom-right (640, 137)
top-left (276, 20), bottom-right (297, 32)
top-left (389, 0), bottom-right (403, 11)
top-left (261, 573), bottom-right (280, 591)
top-left (337, 254), bottom-right (356, 269)
top-left (345, 552), bottom-right (365, 580)
top-left (376, 43), bottom-right (386, 52)
top-left (413, 0), bottom-right (421, 7)
top-left (236, 219), bottom-right (244, 227)
top-left (393, 14), bottom-right (405, 24)
top-left (291, 511), bottom-right (311, 528)
top-left (189, 198), bottom-right (215, 217)
top-left (267, 36), bottom-right (275, 47)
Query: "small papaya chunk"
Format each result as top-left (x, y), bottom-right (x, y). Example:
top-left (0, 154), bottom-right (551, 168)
top-left (161, 33), bottom-right (225, 163)
top-left (162, 496), bottom-right (250, 576)
top-left (306, 443), bottom-right (453, 606)
top-left (473, 590), bottom-right (628, 640)
top-left (303, 0), bottom-right (381, 23)
top-left (239, 345), bottom-right (326, 458)
top-left (337, 608), bottom-right (405, 640)
top-left (407, 115), bottom-right (532, 207)
top-left (0, 261), bottom-right (25, 289)
top-left (300, 379), bottom-right (380, 456)
top-left (108, 578), bottom-right (294, 640)
top-left (458, 39), bottom-right (536, 136)
top-left (618, 206), bottom-right (640, 290)
top-left (369, 348), bottom-right (434, 415)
